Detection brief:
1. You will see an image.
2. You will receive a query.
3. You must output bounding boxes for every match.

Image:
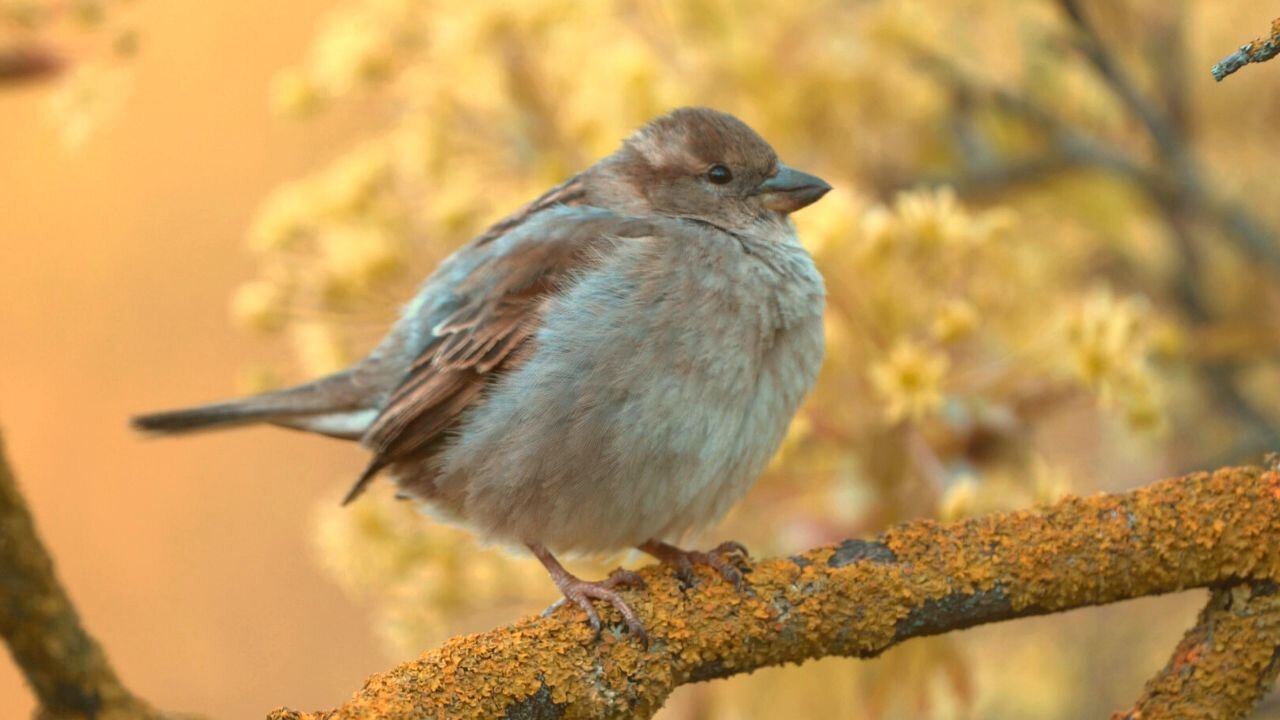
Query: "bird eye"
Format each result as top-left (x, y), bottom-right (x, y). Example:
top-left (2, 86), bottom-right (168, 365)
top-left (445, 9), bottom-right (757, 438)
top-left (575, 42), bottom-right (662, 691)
top-left (707, 164), bottom-right (733, 184)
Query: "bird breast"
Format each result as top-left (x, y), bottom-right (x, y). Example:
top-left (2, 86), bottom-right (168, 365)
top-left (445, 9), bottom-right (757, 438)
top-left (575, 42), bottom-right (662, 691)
top-left (426, 223), bottom-right (826, 554)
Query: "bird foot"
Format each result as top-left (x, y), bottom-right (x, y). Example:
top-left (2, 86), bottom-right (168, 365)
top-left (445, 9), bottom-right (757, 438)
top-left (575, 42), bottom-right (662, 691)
top-left (639, 539), bottom-right (749, 590)
top-left (530, 544), bottom-right (647, 643)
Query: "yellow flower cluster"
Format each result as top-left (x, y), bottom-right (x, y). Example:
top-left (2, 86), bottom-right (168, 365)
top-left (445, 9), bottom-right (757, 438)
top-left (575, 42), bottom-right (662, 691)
top-left (270, 0), bottom-right (430, 115)
top-left (232, 140), bottom-right (412, 377)
top-left (791, 182), bottom-right (1175, 575)
top-left (868, 339), bottom-right (949, 424)
top-left (1060, 288), bottom-right (1165, 431)
top-left (814, 187), bottom-right (1019, 422)
top-left (813, 186), bottom-right (1164, 436)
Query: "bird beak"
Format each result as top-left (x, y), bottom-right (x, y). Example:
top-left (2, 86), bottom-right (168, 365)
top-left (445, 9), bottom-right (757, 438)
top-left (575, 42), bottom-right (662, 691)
top-left (756, 164), bottom-right (832, 214)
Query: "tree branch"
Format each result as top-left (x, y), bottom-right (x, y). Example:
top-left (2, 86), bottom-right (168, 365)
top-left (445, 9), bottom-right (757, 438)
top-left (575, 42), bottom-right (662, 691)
top-left (269, 464), bottom-right (1280, 719)
top-left (1212, 17), bottom-right (1280, 82)
top-left (1056, 0), bottom-right (1188, 168)
top-left (0, 45), bottom-right (63, 86)
top-left (1116, 581), bottom-right (1280, 719)
top-left (0, 430), bottom-right (184, 720)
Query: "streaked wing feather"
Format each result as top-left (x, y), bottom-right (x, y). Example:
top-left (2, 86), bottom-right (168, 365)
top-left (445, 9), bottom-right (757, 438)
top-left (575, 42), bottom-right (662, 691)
top-left (344, 178), bottom-right (655, 504)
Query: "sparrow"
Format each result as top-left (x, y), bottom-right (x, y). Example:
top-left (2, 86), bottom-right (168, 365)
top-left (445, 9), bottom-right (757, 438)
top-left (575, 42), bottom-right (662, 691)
top-left (133, 107), bottom-right (830, 641)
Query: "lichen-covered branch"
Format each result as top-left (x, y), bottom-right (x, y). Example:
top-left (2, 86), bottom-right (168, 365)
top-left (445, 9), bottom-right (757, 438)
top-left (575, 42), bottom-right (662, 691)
top-left (1115, 581), bottom-right (1280, 719)
top-left (269, 465), bottom-right (1280, 720)
top-left (0, 430), bottom-right (180, 720)
top-left (1212, 17), bottom-right (1280, 81)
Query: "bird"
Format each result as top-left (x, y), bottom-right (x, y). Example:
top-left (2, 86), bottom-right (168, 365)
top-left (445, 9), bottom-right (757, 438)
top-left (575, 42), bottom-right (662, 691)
top-left (133, 107), bottom-right (830, 641)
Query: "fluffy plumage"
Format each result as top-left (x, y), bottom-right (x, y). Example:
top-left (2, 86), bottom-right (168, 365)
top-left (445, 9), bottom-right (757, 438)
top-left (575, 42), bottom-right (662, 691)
top-left (134, 107), bottom-right (831, 638)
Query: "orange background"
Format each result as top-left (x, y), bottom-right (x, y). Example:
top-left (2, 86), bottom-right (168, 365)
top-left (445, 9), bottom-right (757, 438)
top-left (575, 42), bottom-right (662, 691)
top-left (0, 3), bottom-right (389, 715)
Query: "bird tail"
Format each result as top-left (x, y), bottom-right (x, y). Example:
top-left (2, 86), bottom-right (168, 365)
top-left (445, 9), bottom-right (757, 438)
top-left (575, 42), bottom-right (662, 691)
top-left (132, 397), bottom-right (304, 434)
top-left (131, 368), bottom-right (378, 437)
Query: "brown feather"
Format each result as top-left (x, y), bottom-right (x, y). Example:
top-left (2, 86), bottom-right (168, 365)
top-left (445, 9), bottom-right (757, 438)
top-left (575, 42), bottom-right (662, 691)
top-left (343, 176), bottom-right (657, 504)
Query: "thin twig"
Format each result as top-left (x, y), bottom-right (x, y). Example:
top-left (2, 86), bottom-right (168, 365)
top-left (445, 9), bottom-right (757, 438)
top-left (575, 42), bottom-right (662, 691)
top-left (1056, 0), bottom-right (1190, 169)
top-left (1212, 16), bottom-right (1280, 81)
top-left (0, 44), bottom-right (62, 85)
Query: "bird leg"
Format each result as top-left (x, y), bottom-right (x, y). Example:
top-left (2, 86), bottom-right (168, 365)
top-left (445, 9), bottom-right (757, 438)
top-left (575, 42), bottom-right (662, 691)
top-left (528, 543), bottom-right (647, 642)
top-left (638, 539), bottom-right (748, 589)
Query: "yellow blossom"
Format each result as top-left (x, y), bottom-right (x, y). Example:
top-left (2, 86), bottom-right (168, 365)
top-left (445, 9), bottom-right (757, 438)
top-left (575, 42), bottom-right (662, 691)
top-left (2, 1), bottom-right (47, 27)
top-left (869, 339), bottom-right (949, 423)
top-left (1061, 288), bottom-right (1165, 430)
top-left (312, 7), bottom-right (395, 94)
top-left (939, 474), bottom-right (979, 521)
top-left (320, 143), bottom-right (394, 216)
top-left (1063, 288), bottom-right (1148, 388)
top-left (230, 280), bottom-right (288, 333)
top-left (893, 186), bottom-right (970, 249)
top-left (317, 222), bottom-right (407, 301)
top-left (248, 183), bottom-right (319, 253)
top-left (932, 299), bottom-right (980, 342)
top-left (1119, 373), bottom-right (1165, 433)
top-left (970, 206), bottom-right (1018, 246)
top-left (270, 69), bottom-right (326, 117)
top-left (1149, 318), bottom-right (1186, 359)
top-left (1030, 457), bottom-right (1071, 505)
top-left (68, 0), bottom-right (104, 28)
top-left (854, 205), bottom-right (897, 260)
top-left (291, 320), bottom-right (349, 377)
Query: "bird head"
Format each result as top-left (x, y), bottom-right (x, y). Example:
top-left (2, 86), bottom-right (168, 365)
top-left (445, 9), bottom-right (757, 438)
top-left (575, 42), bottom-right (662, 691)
top-left (602, 107), bottom-right (832, 235)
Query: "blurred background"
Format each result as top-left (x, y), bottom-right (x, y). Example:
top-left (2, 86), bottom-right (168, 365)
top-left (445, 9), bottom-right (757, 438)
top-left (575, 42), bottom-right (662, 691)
top-left (2, 1), bottom-right (1279, 718)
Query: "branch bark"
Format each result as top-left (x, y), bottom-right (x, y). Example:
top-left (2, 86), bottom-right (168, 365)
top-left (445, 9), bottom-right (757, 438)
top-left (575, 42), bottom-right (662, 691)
top-left (1116, 581), bottom-right (1280, 719)
top-left (0, 430), bottom-right (182, 720)
top-left (1212, 17), bottom-right (1280, 82)
top-left (269, 464), bottom-right (1280, 719)
top-left (0, 45), bottom-right (63, 86)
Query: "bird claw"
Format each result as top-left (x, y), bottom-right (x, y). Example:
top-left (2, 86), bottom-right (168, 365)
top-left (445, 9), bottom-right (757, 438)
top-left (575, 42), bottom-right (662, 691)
top-left (541, 569), bottom-right (647, 644)
top-left (529, 544), bottom-right (648, 644)
top-left (603, 567), bottom-right (647, 590)
top-left (562, 579), bottom-right (648, 644)
top-left (711, 540), bottom-right (750, 560)
top-left (641, 540), bottom-right (750, 590)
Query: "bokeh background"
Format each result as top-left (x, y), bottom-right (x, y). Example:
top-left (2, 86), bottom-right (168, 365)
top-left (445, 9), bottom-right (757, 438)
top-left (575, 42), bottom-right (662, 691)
top-left (3, 1), bottom-right (1280, 718)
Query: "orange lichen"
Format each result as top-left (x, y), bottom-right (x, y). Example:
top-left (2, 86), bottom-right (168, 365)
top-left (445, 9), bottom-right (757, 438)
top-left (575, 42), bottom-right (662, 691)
top-left (1113, 582), bottom-right (1280, 719)
top-left (1211, 16), bottom-right (1280, 81)
top-left (269, 466), bottom-right (1280, 720)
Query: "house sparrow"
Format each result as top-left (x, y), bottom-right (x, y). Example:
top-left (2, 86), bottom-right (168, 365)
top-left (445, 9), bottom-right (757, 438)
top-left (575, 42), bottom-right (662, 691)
top-left (134, 107), bottom-right (830, 641)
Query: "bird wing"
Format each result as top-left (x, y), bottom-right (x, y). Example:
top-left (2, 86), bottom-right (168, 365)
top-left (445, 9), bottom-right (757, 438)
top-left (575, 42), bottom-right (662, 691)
top-left (341, 186), bottom-right (657, 504)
